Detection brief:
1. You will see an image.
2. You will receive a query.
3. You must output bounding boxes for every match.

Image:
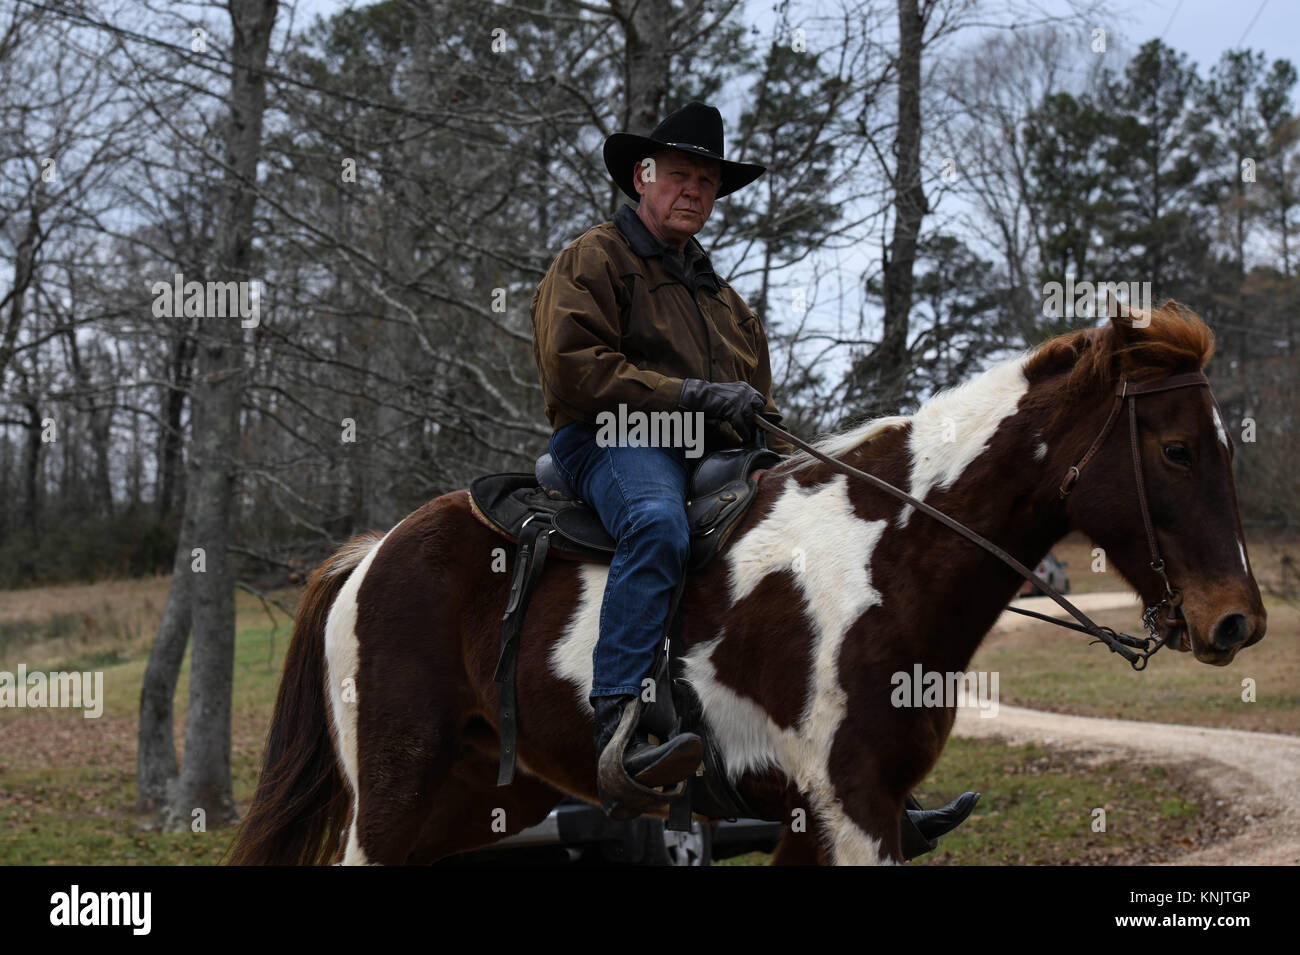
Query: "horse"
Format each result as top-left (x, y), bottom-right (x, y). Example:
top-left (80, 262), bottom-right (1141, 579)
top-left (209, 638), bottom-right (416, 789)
top-left (226, 301), bottom-right (1266, 866)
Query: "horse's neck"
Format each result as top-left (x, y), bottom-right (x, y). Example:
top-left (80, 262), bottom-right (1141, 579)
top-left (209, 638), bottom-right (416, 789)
top-left (847, 407), bottom-right (1065, 537)
top-left (821, 400), bottom-right (1073, 665)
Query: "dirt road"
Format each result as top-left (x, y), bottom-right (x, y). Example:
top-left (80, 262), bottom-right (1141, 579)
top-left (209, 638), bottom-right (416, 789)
top-left (951, 593), bottom-right (1300, 865)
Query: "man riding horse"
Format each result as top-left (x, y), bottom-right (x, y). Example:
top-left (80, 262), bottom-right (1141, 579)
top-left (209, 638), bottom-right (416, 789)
top-left (530, 101), bottom-right (977, 856)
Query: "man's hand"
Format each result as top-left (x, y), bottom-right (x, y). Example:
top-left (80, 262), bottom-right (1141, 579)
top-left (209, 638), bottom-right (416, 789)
top-left (678, 378), bottom-right (767, 442)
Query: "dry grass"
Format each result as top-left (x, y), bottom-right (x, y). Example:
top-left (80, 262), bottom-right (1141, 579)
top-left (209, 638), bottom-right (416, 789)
top-left (0, 584), bottom-right (298, 865)
top-left (0, 576), bottom-right (171, 670)
top-left (0, 575), bottom-right (172, 625)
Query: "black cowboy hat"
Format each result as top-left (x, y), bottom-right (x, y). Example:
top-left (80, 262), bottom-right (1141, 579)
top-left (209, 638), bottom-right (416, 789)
top-left (603, 101), bottom-right (766, 201)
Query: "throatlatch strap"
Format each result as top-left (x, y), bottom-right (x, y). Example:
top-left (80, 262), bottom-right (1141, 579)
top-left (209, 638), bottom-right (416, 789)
top-left (495, 518), bottom-right (552, 786)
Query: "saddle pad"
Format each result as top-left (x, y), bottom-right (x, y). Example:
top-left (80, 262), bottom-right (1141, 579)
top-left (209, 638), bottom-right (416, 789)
top-left (467, 474), bottom-right (613, 562)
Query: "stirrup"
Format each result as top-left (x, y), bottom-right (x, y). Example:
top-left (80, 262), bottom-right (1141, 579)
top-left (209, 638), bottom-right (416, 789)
top-left (597, 698), bottom-right (696, 820)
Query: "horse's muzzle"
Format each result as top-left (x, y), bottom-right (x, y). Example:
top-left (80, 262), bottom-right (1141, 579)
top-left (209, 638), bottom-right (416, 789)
top-left (1190, 609), bottom-right (1266, 665)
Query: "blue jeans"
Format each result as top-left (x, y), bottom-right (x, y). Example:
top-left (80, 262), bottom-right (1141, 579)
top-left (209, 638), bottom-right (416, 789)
top-left (548, 421), bottom-right (695, 702)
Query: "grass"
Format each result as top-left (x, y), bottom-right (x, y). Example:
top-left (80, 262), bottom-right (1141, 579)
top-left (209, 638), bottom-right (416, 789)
top-left (0, 576), bottom-right (170, 673)
top-left (715, 735), bottom-right (1242, 866)
top-left (0, 584), bottom-right (294, 866)
top-left (975, 596), bottom-right (1299, 733)
top-left (909, 738), bottom-right (1241, 865)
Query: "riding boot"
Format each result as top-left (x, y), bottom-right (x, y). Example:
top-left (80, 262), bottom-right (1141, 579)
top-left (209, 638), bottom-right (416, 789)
top-left (901, 792), bottom-right (981, 860)
top-left (593, 695), bottom-right (703, 789)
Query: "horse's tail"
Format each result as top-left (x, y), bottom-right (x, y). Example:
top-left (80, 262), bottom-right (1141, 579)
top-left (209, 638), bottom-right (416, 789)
top-left (225, 531), bottom-right (383, 865)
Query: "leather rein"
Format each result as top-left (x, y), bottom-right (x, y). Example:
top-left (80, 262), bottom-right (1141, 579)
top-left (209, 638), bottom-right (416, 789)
top-left (754, 371), bottom-right (1212, 671)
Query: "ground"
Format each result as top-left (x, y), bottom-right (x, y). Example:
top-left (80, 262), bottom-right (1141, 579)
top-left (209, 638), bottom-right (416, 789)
top-left (953, 590), bottom-right (1300, 866)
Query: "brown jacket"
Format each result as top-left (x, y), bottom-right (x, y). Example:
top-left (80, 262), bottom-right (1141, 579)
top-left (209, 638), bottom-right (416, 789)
top-left (530, 203), bottom-right (794, 455)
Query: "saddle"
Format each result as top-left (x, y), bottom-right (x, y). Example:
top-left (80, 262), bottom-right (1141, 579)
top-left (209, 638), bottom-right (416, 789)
top-left (467, 436), bottom-right (782, 828)
top-left (467, 444), bottom-right (781, 570)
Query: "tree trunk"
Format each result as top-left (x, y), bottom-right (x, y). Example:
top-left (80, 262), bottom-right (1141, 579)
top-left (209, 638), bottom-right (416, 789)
top-left (136, 508), bottom-right (195, 811)
top-left (157, 331), bottom-right (194, 518)
top-left (162, 0), bottom-right (278, 832)
top-left (0, 201), bottom-right (41, 382)
top-left (624, 1), bottom-right (669, 135)
top-left (22, 397), bottom-right (40, 545)
top-left (878, 0), bottom-right (927, 411)
top-left (610, 0), bottom-right (669, 211)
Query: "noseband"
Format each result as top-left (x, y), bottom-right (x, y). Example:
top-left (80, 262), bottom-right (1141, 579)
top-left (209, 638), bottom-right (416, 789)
top-left (755, 370), bottom-right (1215, 670)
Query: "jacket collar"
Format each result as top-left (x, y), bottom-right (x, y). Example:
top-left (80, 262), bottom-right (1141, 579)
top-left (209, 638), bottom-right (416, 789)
top-left (613, 204), bottom-right (719, 292)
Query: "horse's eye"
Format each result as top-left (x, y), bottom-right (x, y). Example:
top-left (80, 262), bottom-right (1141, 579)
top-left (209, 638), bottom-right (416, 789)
top-left (1163, 444), bottom-right (1192, 467)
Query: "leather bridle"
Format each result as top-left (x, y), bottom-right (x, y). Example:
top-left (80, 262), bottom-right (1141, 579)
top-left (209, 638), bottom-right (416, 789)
top-left (754, 370), bottom-right (1215, 670)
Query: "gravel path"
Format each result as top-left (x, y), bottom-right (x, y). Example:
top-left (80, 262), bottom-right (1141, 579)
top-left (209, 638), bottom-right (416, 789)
top-left (950, 593), bottom-right (1300, 865)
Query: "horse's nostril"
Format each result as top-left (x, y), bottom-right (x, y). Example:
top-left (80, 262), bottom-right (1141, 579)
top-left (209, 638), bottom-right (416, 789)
top-left (1211, 613), bottom-right (1249, 649)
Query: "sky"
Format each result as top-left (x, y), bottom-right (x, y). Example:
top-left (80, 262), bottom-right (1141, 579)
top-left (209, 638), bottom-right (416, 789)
top-left (1116, 0), bottom-right (1297, 72)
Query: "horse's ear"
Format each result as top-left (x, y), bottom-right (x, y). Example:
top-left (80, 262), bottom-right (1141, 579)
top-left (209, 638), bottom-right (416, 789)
top-left (1108, 298), bottom-right (1182, 377)
top-left (1103, 298), bottom-right (1143, 379)
top-left (1108, 299), bottom-right (1144, 342)
top-left (1111, 297), bottom-right (1178, 337)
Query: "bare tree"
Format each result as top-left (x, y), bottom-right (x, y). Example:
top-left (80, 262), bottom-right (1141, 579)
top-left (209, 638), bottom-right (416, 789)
top-left (160, 0), bottom-right (280, 830)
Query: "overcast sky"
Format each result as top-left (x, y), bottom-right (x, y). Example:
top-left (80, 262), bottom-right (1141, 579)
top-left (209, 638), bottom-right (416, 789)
top-left (1116, 0), bottom-right (1296, 71)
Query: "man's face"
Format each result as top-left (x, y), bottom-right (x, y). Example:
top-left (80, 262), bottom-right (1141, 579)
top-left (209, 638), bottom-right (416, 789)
top-left (632, 149), bottom-right (722, 249)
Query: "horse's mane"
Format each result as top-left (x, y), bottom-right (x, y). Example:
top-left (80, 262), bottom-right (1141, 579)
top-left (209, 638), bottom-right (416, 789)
top-left (1022, 298), bottom-right (1215, 393)
top-left (782, 300), bottom-right (1215, 472)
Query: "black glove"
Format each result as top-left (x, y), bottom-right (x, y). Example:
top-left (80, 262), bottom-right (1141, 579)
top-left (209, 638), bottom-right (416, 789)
top-left (678, 378), bottom-right (767, 441)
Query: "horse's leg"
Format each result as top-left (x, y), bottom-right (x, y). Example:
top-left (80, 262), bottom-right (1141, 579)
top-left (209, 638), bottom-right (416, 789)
top-left (336, 704), bottom-right (456, 865)
top-left (770, 803), bottom-right (832, 865)
top-left (811, 796), bottom-right (904, 865)
top-left (340, 749), bottom-right (564, 866)
top-left (318, 534), bottom-right (427, 866)
top-left (406, 751), bottom-right (566, 864)
top-left (337, 685), bottom-right (565, 866)
top-left (811, 722), bottom-right (915, 865)
top-left (769, 792), bottom-right (902, 865)
top-left (327, 567), bottom-right (466, 864)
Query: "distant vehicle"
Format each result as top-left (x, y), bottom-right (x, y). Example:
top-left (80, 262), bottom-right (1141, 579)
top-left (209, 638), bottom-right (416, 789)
top-left (440, 796), bottom-right (782, 866)
top-left (1018, 551), bottom-right (1069, 597)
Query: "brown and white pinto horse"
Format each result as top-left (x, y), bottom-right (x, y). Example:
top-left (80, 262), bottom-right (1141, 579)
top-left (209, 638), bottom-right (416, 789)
top-left (227, 302), bottom-right (1265, 866)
